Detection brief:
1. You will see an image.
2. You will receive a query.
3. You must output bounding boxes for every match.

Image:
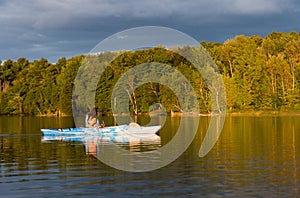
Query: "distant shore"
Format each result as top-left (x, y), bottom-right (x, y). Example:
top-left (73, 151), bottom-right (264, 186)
top-left (227, 111), bottom-right (300, 117)
top-left (2, 110), bottom-right (300, 117)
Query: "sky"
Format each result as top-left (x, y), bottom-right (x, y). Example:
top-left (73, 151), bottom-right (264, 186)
top-left (0, 0), bottom-right (299, 63)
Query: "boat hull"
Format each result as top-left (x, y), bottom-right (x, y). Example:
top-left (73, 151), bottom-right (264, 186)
top-left (41, 124), bottom-right (161, 143)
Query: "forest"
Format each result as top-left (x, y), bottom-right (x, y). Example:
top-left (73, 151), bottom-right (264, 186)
top-left (0, 31), bottom-right (300, 116)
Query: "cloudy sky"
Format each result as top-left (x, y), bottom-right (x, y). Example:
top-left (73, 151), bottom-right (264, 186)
top-left (0, 0), bottom-right (299, 63)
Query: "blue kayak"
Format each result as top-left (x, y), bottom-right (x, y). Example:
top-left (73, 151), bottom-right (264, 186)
top-left (41, 123), bottom-right (161, 143)
top-left (41, 125), bottom-right (127, 136)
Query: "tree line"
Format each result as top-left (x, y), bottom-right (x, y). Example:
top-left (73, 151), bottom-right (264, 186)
top-left (0, 31), bottom-right (300, 116)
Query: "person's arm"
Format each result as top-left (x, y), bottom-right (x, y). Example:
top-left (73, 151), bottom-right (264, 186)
top-left (85, 114), bottom-right (89, 128)
top-left (95, 118), bottom-right (100, 127)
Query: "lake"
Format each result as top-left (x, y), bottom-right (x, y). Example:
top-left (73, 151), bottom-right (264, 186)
top-left (1, 115), bottom-right (300, 197)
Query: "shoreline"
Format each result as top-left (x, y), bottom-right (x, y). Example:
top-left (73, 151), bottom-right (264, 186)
top-left (2, 111), bottom-right (300, 117)
top-left (227, 111), bottom-right (300, 117)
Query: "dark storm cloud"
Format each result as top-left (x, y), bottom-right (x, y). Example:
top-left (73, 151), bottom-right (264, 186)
top-left (0, 0), bottom-right (299, 62)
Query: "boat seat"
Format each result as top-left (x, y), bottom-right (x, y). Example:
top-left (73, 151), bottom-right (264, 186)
top-left (129, 122), bottom-right (140, 128)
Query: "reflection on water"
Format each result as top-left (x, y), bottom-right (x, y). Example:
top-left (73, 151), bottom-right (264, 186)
top-left (84, 135), bottom-right (161, 155)
top-left (0, 115), bottom-right (300, 197)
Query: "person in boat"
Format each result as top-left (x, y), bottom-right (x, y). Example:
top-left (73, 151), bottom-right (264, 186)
top-left (85, 108), bottom-right (105, 128)
top-left (85, 108), bottom-right (99, 128)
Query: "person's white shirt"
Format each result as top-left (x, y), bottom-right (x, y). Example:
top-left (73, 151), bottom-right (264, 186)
top-left (85, 114), bottom-right (99, 128)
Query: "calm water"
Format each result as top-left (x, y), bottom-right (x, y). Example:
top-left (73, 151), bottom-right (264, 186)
top-left (1, 115), bottom-right (300, 197)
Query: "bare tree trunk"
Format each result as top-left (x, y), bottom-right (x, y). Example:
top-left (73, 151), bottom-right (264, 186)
top-left (228, 58), bottom-right (234, 78)
top-left (281, 76), bottom-right (286, 102)
top-left (2, 81), bottom-right (9, 92)
top-left (290, 62), bottom-right (295, 95)
top-left (126, 89), bottom-right (138, 115)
